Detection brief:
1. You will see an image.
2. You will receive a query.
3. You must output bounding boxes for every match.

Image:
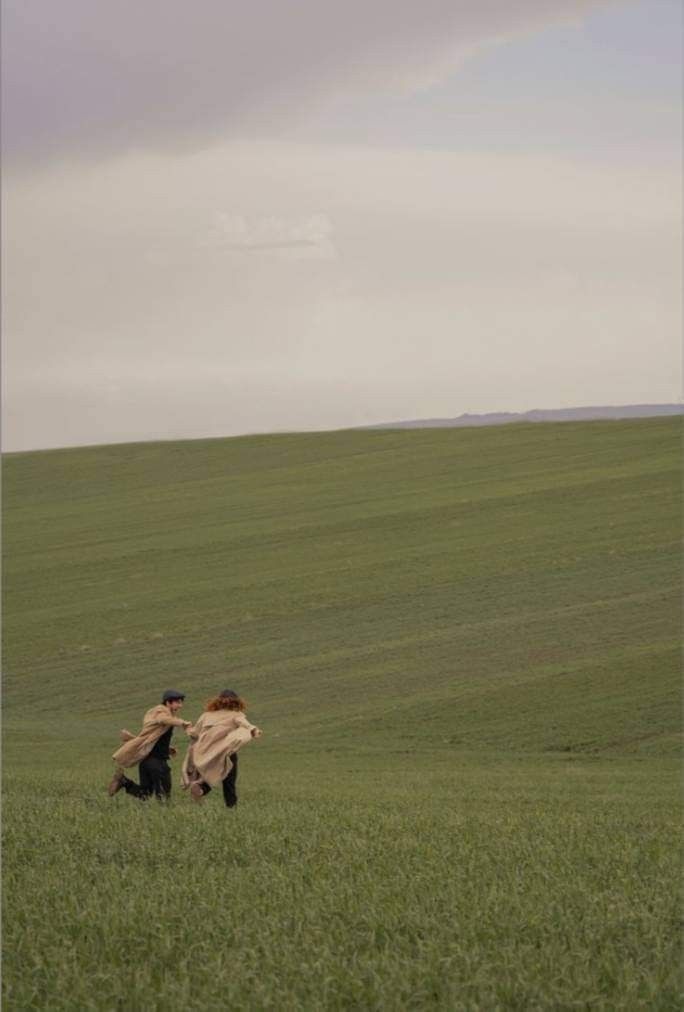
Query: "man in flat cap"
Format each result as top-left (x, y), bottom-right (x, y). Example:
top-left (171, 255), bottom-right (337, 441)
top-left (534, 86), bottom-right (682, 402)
top-left (108, 689), bottom-right (191, 801)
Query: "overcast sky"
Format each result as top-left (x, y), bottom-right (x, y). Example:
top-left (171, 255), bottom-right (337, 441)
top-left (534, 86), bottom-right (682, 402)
top-left (2, 0), bottom-right (681, 451)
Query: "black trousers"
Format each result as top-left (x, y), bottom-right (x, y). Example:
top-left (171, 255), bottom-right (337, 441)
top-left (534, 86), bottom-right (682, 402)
top-left (122, 756), bottom-right (171, 801)
top-left (200, 753), bottom-right (238, 807)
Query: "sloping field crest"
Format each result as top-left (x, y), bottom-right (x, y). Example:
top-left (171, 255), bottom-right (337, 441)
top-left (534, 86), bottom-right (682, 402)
top-left (2, 418), bottom-right (681, 1009)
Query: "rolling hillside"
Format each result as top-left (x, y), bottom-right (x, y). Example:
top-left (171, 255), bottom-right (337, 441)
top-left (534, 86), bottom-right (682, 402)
top-left (3, 417), bottom-right (680, 764)
top-left (3, 417), bottom-right (681, 1010)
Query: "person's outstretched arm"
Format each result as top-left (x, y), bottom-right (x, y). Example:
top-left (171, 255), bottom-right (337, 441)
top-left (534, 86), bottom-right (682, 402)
top-left (156, 714), bottom-right (191, 729)
top-left (147, 707), bottom-right (191, 730)
top-left (185, 714), bottom-right (205, 739)
top-left (235, 712), bottom-right (263, 738)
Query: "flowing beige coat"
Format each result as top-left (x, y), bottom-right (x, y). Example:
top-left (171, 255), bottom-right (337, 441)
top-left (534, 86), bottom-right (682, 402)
top-left (112, 705), bottom-right (187, 769)
top-left (182, 710), bottom-right (259, 788)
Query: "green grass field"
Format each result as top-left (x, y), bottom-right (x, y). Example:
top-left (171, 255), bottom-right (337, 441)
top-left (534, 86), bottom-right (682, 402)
top-left (2, 418), bottom-right (682, 1010)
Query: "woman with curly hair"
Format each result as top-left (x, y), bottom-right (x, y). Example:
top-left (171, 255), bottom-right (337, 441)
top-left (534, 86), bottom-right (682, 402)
top-left (182, 688), bottom-right (262, 806)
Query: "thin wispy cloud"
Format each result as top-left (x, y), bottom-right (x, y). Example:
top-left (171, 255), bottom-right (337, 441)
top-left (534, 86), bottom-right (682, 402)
top-left (204, 214), bottom-right (337, 261)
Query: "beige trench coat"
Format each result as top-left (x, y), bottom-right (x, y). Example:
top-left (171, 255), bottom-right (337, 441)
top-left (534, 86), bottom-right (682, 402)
top-left (182, 710), bottom-right (259, 788)
top-left (112, 704), bottom-right (187, 769)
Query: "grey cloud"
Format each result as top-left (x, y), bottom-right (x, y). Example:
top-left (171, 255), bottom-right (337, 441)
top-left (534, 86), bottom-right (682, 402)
top-left (3, 140), bottom-right (679, 451)
top-left (3, 0), bottom-right (617, 161)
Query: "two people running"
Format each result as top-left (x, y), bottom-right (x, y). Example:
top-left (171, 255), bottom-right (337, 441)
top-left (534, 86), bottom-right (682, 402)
top-left (108, 687), bottom-right (262, 805)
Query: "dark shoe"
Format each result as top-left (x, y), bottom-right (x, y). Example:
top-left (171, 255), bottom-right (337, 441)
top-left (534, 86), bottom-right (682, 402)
top-left (107, 770), bottom-right (125, 796)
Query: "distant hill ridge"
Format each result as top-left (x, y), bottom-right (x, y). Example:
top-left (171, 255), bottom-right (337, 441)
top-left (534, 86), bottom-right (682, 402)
top-left (370, 403), bottom-right (682, 429)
